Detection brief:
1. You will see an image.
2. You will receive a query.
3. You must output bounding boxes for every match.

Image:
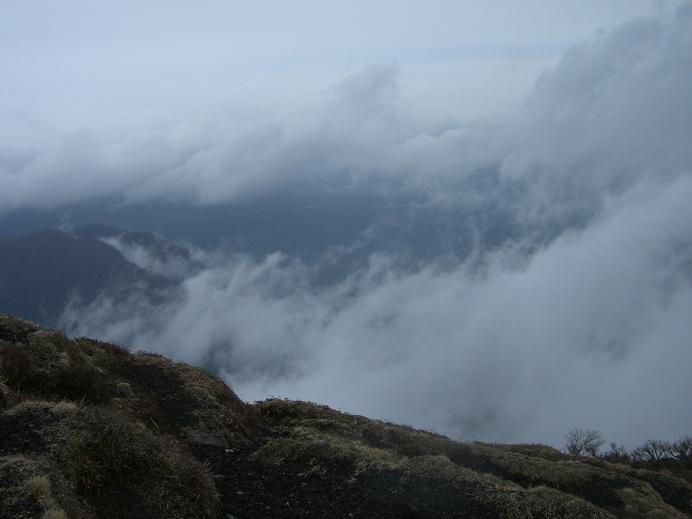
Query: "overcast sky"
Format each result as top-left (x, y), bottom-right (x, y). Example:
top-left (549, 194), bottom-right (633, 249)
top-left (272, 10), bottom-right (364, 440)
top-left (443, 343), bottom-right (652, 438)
top-left (0, 1), bottom-right (678, 128)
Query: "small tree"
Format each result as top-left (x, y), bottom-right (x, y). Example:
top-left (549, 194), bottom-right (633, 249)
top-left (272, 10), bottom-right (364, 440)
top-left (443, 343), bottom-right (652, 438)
top-left (601, 442), bottom-right (629, 463)
top-left (564, 428), bottom-right (604, 457)
top-left (630, 440), bottom-right (674, 463)
top-left (672, 436), bottom-right (692, 461)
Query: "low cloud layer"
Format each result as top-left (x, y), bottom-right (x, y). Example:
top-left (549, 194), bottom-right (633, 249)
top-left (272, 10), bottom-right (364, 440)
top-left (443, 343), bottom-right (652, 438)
top-left (62, 173), bottom-right (692, 446)
top-left (6, 5), bottom-right (692, 447)
top-left (2, 6), bottom-right (691, 220)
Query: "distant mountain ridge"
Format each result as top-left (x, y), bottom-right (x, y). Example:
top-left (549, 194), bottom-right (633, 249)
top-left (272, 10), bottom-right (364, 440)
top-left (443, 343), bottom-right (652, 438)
top-left (75, 224), bottom-right (196, 268)
top-left (0, 226), bottom-right (173, 327)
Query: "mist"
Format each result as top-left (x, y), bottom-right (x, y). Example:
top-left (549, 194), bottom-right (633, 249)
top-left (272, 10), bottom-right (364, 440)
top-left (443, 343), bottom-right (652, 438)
top-left (3, 2), bottom-right (692, 448)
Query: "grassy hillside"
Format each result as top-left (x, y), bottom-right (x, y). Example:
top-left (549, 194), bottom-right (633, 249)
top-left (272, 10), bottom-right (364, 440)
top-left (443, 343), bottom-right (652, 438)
top-left (1, 315), bottom-right (690, 518)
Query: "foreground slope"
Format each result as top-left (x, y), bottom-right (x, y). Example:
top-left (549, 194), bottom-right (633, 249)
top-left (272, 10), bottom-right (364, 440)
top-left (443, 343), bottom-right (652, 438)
top-left (0, 315), bottom-right (689, 518)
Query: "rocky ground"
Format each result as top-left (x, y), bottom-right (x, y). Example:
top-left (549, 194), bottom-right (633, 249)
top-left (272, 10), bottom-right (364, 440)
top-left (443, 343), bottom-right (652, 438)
top-left (1, 315), bottom-right (690, 518)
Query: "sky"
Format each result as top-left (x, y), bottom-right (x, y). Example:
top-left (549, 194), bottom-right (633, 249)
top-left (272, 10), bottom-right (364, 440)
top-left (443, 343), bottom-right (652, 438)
top-left (0, 1), bottom-right (675, 134)
top-left (2, 1), bottom-right (692, 448)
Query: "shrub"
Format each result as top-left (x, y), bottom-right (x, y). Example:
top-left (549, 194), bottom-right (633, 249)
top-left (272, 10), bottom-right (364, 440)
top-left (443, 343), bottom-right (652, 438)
top-left (631, 440), bottom-right (674, 463)
top-left (68, 406), bottom-right (220, 519)
top-left (564, 428), bottom-right (604, 457)
top-left (600, 442), bottom-right (629, 463)
top-left (672, 436), bottom-right (692, 461)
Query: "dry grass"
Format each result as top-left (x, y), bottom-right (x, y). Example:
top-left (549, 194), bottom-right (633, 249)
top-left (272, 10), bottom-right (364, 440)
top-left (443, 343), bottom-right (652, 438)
top-left (0, 315), bottom-right (40, 342)
top-left (257, 398), bottom-right (453, 457)
top-left (252, 421), bottom-right (615, 518)
top-left (256, 399), bottom-right (687, 519)
top-left (0, 456), bottom-right (71, 519)
top-left (0, 328), bottom-right (115, 403)
top-left (23, 475), bottom-right (52, 497)
top-left (128, 353), bottom-right (258, 443)
top-left (0, 314), bottom-right (229, 519)
top-left (42, 510), bottom-right (68, 519)
top-left (65, 406), bottom-right (220, 518)
top-left (2, 399), bottom-right (220, 519)
top-left (580, 457), bottom-right (692, 515)
top-left (2, 317), bottom-right (690, 518)
top-left (442, 440), bottom-right (687, 518)
top-left (494, 443), bottom-right (570, 462)
top-left (255, 427), bottom-right (405, 477)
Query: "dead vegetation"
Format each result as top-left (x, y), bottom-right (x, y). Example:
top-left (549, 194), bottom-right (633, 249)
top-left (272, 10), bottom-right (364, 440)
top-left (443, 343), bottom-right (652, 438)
top-left (255, 399), bottom-right (687, 518)
top-left (0, 455), bottom-right (66, 519)
top-left (0, 316), bottom-right (228, 519)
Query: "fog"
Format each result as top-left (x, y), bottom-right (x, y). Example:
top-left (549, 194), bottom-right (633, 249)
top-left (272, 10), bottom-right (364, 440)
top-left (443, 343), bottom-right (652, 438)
top-left (3, 2), bottom-right (692, 447)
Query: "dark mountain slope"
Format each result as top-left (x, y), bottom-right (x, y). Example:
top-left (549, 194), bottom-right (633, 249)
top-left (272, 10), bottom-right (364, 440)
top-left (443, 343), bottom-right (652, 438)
top-left (0, 181), bottom-right (524, 264)
top-left (1, 315), bottom-right (690, 518)
top-left (74, 224), bottom-right (197, 269)
top-left (0, 229), bottom-right (170, 327)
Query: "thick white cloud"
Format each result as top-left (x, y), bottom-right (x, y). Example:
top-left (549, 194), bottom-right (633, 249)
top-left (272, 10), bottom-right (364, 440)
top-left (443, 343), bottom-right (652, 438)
top-left (503, 5), bottom-right (692, 226)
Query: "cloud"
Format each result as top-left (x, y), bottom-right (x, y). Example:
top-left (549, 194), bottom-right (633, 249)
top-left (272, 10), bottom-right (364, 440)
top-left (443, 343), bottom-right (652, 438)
top-left (61, 174), bottom-right (692, 447)
top-left (10, 5), bottom-right (692, 447)
top-left (0, 63), bottom-right (450, 210)
top-left (502, 5), bottom-right (692, 226)
top-left (328, 64), bottom-right (399, 115)
top-left (99, 235), bottom-right (202, 280)
top-left (3, 6), bottom-right (690, 219)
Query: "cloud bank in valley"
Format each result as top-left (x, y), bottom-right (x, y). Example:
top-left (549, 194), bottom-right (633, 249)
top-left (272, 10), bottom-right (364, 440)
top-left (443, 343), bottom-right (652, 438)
top-left (62, 174), bottom-right (692, 447)
top-left (57, 6), bottom-right (692, 448)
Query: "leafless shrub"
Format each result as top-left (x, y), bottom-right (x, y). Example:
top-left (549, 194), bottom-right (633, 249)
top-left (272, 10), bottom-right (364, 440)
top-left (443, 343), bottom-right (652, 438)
top-left (630, 440), bottom-right (674, 463)
top-left (671, 436), bottom-right (692, 461)
top-left (564, 428), bottom-right (604, 457)
top-left (601, 442), bottom-right (629, 463)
